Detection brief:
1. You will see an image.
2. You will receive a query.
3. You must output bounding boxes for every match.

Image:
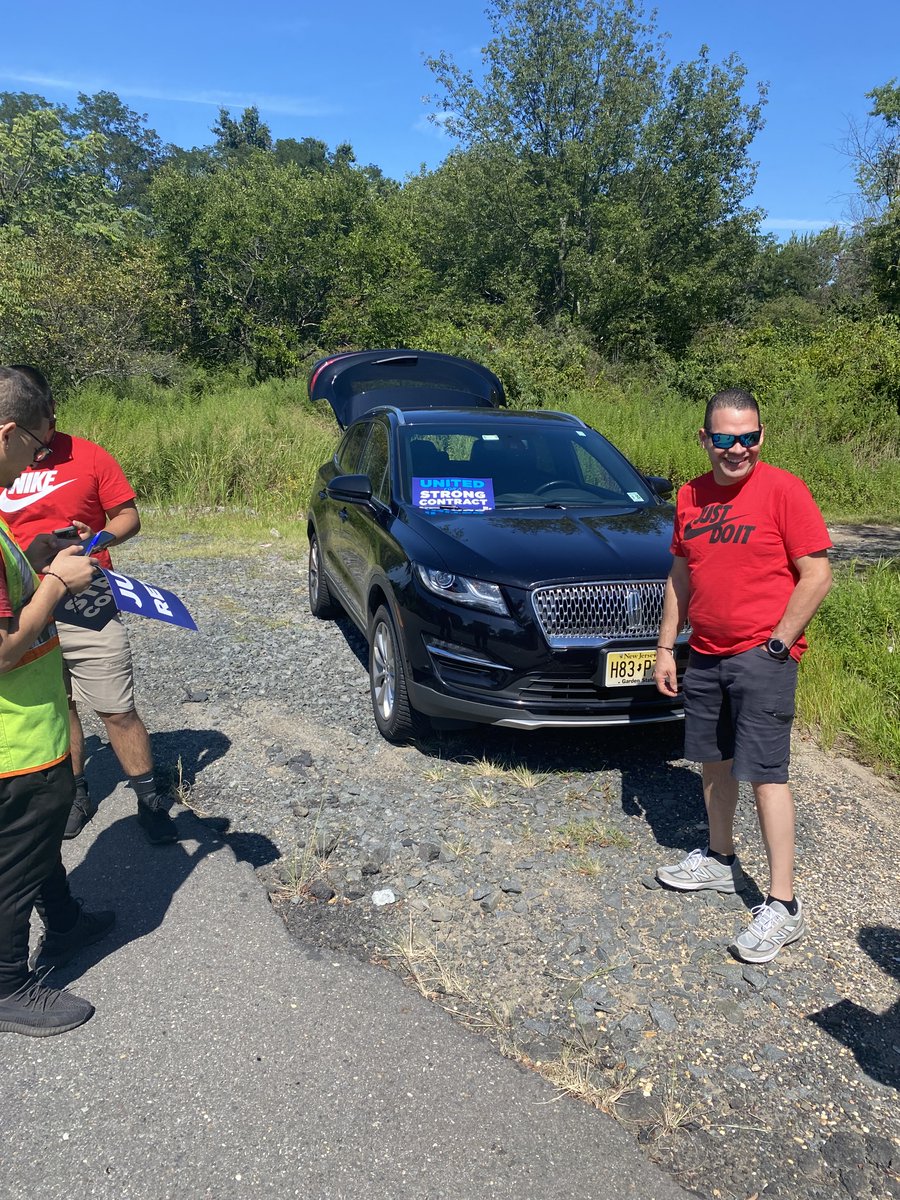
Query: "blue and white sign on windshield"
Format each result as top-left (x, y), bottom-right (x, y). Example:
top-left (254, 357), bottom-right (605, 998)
top-left (412, 476), bottom-right (495, 512)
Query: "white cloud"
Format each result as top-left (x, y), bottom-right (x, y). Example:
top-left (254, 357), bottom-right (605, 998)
top-left (0, 69), bottom-right (336, 118)
top-left (761, 218), bottom-right (842, 232)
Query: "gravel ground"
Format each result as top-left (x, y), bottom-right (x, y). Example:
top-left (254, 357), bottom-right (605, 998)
top-left (97, 536), bottom-right (899, 1200)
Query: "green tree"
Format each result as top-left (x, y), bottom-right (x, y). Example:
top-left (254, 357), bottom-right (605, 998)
top-left (424, 0), bottom-right (765, 354)
top-left (0, 106), bottom-right (120, 234)
top-left (67, 91), bottom-right (164, 208)
top-left (848, 79), bottom-right (900, 218)
top-left (212, 106), bottom-right (273, 157)
top-left (150, 150), bottom-right (415, 374)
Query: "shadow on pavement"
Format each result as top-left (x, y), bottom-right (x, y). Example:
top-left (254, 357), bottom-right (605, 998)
top-left (808, 925), bottom-right (900, 1090)
top-left (49, 725), bottom-right (279, 987)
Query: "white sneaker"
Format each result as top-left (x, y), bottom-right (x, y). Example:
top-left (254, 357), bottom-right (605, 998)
top-left (732, 898), bottom-right (806, 963)
top-left (656, 848), bottom-right (745, 893)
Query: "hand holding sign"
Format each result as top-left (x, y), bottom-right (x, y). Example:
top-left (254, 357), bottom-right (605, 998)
top-left (54, 568), bottom-right (197, 632)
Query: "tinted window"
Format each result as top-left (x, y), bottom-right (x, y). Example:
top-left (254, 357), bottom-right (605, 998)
top-left (358, 422), bottom-right (390, 504)
top-left (336, 423), bottom-right (370, 473)
top-left (399, 422), bottom-right (650, 509)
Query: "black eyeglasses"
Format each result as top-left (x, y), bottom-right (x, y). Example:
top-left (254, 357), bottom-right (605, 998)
top-left (17, 425), bottom-right (53, 464)
top-left (705, 429), bottom-right (762, 450)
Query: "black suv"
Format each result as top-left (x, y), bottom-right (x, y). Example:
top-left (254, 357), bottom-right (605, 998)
top-left (307, 349), bottom-right (687, 741)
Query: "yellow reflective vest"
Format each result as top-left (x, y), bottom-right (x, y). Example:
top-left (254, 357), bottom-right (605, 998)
top-left (0, 520), bottom-right (69, 777)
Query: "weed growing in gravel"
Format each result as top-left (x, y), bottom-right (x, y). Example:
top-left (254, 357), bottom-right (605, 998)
top-left (461, 782), bottom-right (501, 810)
top-left (654, 1068), bottom-right (702, 1138)
top-left (572, 853), bottom-right (604, 878)
top-left (422, 759), bottom-right (448, 783)
top-left (549, 819), bottom-right (631, 852)
top-left (463, 755), bottom-right (509, 779)
top-left (507, 763), bottom-right (548, 790)
top-left (541, 1039), bottom-right (637, 1114)
top-left (270, 803), bottom-right (332, 900)
top-left (384, 917), bottom-right (477, 1009)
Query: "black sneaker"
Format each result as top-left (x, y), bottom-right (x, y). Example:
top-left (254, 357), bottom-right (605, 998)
top-left (0, 972), bottom-right (94, 1037)
top-left (32, 901), bottom-right (116, 970)
top-left (137, 797), bottom-right (178, 845)
top-left (63, 780), bottom-right (98, 840)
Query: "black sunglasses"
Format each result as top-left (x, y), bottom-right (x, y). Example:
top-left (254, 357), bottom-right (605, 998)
top-left (17, 425), bottom-right (53, 465)
top-left (705, 429), bottom-right (762, 450)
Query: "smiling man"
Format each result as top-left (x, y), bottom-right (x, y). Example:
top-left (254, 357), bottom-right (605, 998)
top-left (653, 388), bottom-right (833, 964)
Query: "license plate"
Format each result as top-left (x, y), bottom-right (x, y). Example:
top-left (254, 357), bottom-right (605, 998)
top-left (604, 649), bottom-right (656, 688)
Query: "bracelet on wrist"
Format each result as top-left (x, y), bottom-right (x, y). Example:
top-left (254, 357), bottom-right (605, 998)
top-left (43, 570), bottom-right (75, 598)
top-left (656, 645), bottom-right (675, 652)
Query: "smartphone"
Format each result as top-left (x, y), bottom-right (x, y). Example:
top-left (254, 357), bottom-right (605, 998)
top-left (52, 525), bottom-right (80, 540)
top-left (84, 530), bottom-right (116, 556)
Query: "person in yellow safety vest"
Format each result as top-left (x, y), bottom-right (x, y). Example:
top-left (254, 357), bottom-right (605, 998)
top-left (0, 367), bottom-right (114, 1037)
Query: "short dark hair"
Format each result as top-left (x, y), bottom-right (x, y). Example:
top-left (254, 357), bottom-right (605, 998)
top-left (704, 388), bottom-right (760, 432)
top-left (10, 364), bottom-right (52, 404)
top-left (0, 366), bottom-right (52, 428)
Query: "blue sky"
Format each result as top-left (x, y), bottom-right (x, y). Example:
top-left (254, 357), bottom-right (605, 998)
top-left (3, 0), bottom-right (898, 236)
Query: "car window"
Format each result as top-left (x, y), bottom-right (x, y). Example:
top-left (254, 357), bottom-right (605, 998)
top-left (400, 423), bottom-right (650, 509)
top-left (336, 423), bottom-right (370, 473)
top-left (358, 421), bottom-right (390, 504)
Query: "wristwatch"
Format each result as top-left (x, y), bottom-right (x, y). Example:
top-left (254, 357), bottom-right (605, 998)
top-left (764, 638), bottom-right (791, 661)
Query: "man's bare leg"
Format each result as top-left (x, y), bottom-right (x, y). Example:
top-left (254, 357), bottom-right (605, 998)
top-left (96, 709), bottom-right (153, 777)
top-left (752, 781), bottom-right (795, 900)
top-left (702, 759), bottom-right (739, 855)
top-left (97, 709), bottom-right (177, 844)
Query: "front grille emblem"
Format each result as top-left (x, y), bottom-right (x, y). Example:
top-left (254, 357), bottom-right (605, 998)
top-left (625, 589), bottom-right (643, 631)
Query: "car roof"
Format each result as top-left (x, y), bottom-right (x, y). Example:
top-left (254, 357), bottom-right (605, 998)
top-left (309, 349), bottom-right (505, 429)
top-left (394, 407), bottom-right (582, 428)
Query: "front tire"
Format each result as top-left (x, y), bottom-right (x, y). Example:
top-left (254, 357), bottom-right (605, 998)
top-left (369, 605), bottom-right (427, 743)
top-left (308, 534), bottom-right (338, 619)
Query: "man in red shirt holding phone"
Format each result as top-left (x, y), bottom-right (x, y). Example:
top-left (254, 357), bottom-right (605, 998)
top-left (1, 368), bottom-right (177, 846)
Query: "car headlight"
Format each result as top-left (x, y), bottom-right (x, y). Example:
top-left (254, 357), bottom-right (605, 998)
top-left (414, 564), bottom-right (509, 616)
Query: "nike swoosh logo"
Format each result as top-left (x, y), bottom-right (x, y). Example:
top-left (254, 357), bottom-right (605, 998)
top-left (683, 515), bottom-right (747, 541)
top-left (0, 479), bottom-right (76, 513)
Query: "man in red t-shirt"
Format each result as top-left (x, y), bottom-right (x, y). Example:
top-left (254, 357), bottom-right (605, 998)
top-left (653, 388), bottom-right (832, 964)
top-left (1, 368), bottom-right (177, 846)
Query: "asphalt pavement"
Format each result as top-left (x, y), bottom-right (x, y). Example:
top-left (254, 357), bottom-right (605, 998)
top-left (0, 756), bottom-right (690, 1200)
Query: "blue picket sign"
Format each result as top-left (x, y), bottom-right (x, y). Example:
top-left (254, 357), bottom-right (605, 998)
top-left (53, 569), bottom-right (197, 632)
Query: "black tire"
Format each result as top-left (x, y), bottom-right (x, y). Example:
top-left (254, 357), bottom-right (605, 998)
top-left (308, 533), bottom-right (338, 619)
top-left (368, 605), bottom-right (428, 743)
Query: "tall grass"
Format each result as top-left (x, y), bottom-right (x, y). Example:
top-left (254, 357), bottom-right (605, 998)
top-left (59, 377), bottom-right (338, 520)
top-left (563, 378), bottom-right (900, 522)
top-left (798, 561), bottom-right (900, 776)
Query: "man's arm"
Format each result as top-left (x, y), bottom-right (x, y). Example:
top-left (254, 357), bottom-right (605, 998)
top-left (99, 500), bottom-right (141, 548)
top-left (654, 555), bottom-right (690, 697)
top-left (0, 546), bottom-right (98, 674)
top-left (771, 550), bottom-right (833, 647)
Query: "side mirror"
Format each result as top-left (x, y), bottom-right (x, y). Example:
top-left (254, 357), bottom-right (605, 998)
top-left (645, 475), bottom-right (673, 499)
top-left (326, 474), bottom-right (373, 504)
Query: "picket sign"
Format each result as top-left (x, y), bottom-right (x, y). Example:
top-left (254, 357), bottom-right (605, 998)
top-left (53, 569), bottom-right (197, 632)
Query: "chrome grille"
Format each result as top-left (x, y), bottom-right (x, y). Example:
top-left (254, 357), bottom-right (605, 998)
top-left (532, 580), bottom-right (665, 648)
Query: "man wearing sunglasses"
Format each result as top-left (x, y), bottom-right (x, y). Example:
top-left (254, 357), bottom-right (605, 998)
top-left (653, 388), bottom-right (832, 964)
top-left (0, 366), bottom-right (115, 1035)
top-left (0, 367), bottom-right (178, 848)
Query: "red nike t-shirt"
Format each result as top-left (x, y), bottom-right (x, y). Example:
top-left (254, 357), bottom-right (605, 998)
top-left (671, 461), bottom-right (831, 661)
top-left (0, 432), bottom-right (135, 570)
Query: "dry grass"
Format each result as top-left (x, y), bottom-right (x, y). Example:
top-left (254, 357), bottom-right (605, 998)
top-left (549, 819), bottom-right (631, 853)
top-left (540, 1039), bottom-right (637, 1114)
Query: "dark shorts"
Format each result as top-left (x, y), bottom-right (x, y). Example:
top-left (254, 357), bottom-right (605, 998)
top-left (683, 647), bottom-right (799, 784)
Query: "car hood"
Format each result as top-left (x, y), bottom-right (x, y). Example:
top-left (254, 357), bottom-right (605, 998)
top-left (405, 505), bottom-right (675, 586)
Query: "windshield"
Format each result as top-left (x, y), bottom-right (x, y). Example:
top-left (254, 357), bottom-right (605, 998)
top-left (399, 422), bottom-right (654, 511)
